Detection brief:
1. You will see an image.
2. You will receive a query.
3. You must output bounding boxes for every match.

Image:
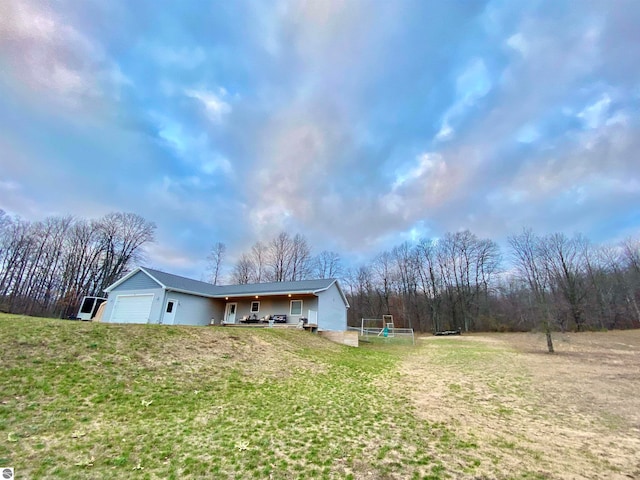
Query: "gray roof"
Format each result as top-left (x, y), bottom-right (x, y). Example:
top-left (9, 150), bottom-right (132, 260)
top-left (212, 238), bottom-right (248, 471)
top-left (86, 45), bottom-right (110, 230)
top-left (140, 267), bottom-right (338, 298)
top-left (214, 278), bottom-right (337, 297)
top-left (141, 267), bottom-right (220, 296)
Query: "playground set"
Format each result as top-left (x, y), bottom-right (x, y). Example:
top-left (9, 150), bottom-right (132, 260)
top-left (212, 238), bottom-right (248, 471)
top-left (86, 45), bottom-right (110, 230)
top-left (348, 315), bottom-right (415, 344)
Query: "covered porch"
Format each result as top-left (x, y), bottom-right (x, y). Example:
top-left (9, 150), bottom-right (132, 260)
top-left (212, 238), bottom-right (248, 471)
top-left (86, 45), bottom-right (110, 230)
top-left (215, 293), bottom-right (318, 327)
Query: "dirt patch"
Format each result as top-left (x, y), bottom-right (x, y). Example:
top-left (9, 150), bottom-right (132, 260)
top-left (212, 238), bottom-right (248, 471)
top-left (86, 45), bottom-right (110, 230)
top-left (400, 331), bottom-right (640, 479)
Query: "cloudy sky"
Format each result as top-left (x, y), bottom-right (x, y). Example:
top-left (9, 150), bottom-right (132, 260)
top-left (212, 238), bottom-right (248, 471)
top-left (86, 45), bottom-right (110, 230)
top-left (1, 0), bottom-right (639, 278)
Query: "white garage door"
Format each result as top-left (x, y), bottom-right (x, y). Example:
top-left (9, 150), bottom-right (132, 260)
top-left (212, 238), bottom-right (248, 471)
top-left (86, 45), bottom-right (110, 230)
top-left (110, 294), bottom-right (154, 323)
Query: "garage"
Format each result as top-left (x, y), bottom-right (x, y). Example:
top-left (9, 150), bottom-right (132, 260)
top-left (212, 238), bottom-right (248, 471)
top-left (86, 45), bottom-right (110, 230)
top-left (110, 294), bottom-right (154, 323)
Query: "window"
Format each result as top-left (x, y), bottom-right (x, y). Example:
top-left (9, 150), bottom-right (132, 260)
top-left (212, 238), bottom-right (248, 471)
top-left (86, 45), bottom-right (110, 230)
top-left (80, 297), bottom-right (94, 314)
top-left (290, 300), bottom-right (303, 316)
top-left (251, 301), bottom-right (260, 313)
top-left (166, 301), bottom-right (174, 313)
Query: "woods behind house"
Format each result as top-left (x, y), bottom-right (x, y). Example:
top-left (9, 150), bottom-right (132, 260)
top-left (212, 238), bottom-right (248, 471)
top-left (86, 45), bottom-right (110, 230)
top-left (0, 210), bottom-right (155, 318)
top-left (2, 207), bottom-right (639, 334)
top-left (225, 230), bottom-right (640, 334)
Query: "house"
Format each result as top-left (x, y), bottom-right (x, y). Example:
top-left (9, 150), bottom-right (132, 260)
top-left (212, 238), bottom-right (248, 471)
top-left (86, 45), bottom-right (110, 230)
top-left (101, 266), bottom-right (349, 332)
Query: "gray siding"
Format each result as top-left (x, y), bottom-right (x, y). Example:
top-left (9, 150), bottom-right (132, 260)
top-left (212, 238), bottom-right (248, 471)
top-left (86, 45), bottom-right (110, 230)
top-left (210, 300), bottom-right (225, 325)
top-left (317, 284), bottom-right (347, 331)
top-left (111, 271), bottom-right (161, 291)
top-left (161, 291), bottom-right (217, 326)
top-left (102, 287), bottom-right (165, 324)
top-left (226, 296), bottom-right (318, 324)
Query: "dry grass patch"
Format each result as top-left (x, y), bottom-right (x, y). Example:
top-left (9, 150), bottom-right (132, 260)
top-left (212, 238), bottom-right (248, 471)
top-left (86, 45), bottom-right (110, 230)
top-left (401, 331), bottom-right (640, 479)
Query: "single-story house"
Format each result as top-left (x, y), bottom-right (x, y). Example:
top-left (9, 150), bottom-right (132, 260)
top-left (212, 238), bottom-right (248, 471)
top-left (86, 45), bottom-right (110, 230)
top-left (101, 266), bottom-right (349, 332)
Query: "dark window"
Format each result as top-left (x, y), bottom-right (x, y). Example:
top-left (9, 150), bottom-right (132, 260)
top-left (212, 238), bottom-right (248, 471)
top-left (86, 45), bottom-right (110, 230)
top-left (251, 301), bottom-right (260, 313)
top-left (80, 297), bottom-right (94, 314)
top-left (166, 302), bottom-right (174, 313)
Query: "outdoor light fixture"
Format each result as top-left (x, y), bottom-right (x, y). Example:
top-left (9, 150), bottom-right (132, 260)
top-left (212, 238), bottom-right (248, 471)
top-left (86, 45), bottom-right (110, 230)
top-left (225, 297), bottom-right (229, 300)
top-left (255, 295), bottom-right (259, 299)
top-left (288, 294), bottom-right (292, 297)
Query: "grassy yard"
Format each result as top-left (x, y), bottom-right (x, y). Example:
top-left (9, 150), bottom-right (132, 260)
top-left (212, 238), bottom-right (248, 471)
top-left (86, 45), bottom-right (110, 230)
top-left (0, 314), bottom-right (452, 479)
top-left (1, 314), bottom-right (639, 479)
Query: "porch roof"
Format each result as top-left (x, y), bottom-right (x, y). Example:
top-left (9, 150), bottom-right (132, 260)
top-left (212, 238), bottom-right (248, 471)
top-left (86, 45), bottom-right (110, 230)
top-left (213, 278), bottom-right (337, 298)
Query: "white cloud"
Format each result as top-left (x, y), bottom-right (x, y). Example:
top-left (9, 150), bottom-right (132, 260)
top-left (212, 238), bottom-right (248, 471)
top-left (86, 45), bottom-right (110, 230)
top-left (0, 180), bottom-right (20, 191)
top-left (0, 0), bottom-right (128, 109)
top-left (435, 58), bottom-right (492, 142)
top-left (201, 155), bottom-right (233, 176)
top-left (506, 33), bottom-right (529, 56)
top-left (435, 122), bottom-right (454, 141)
top-left (144, 242), bottom-right (197, 270)
top-left (186, 88), bottom-right (232, 123)
top-left (154, 114), bottom-right (234, 177)
top-left (457, 58), bottom-right (492, 101)
top-left (392, 153), bottom-right (447, 190)
top-left (577, 93), bottom-right (612, 129)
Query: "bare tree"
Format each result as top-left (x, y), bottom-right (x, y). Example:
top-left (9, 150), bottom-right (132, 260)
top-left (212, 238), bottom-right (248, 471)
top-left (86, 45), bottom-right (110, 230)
top-left (267, 232), bottom-right (294, 282)
top-left (508, 229), bottom-right (555, 353)
top-left (313, 250), bottom-right (343, 279)
top-left (206, 242), bottom-right (226, 285)
top-left (620, 237), bottom-right (640, 323)
top-left (0, 211), bottom-right (155, 317)
top-left (231, 253), bottom-right (254, 285)
top-left (251, 241), bottom-right (267, 283)
top-left (416, 238), bottom-right (444, 333)
top-left (371, 251), bottom-right (395, 317)
top-left (391, 242), bottom-right (420, 330)
top-left (289, 234), bottom-right (311, 281)
top-left (96, 212), bottom-right (156, 292)
top-left (540, 233), bottom-right (588, 331)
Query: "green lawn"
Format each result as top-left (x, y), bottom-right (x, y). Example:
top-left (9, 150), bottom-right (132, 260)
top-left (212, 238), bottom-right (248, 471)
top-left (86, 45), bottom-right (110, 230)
top-left (0, 314), bottom-right (460, 479)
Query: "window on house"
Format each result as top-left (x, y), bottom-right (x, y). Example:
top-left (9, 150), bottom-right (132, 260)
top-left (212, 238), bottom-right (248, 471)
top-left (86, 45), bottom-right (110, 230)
top-left (251, 301), bottom-right (260, 313)
top-left (290, 300), bottom-right (302, 316)
top-left (166, 301), bottom-right (174, 313)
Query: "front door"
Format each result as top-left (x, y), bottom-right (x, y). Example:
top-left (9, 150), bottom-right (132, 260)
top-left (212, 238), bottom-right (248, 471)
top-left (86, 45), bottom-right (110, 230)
top-left (162, 298), bottom-right (177, 325)
top-left (225, 302), bottom-right (238, 323)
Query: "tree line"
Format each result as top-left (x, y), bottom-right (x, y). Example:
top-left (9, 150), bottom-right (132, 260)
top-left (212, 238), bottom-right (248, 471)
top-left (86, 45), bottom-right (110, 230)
top-left (2, 205), bottom-right (638, 338)
top-left (0, 210), bottom-right (155, 318)
top-left (210, 232), bottom-right (343, 285)
top-left (344, 229), bottom-right (640, 340)
top-left (218, 229), bottom-right (640, 339)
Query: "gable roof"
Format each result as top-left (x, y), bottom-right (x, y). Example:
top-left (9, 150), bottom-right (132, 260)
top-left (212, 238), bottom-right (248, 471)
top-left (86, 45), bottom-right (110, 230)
top-left (104, 266), bottom-right (219, 296)
top-left (104, 266), bottom-right (349, 306)
top-left (141, 266), bottom-right (220, 296)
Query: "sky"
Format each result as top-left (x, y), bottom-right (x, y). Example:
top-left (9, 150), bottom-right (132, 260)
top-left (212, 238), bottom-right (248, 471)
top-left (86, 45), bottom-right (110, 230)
top-left (1, 0), bottom-right (639, 280)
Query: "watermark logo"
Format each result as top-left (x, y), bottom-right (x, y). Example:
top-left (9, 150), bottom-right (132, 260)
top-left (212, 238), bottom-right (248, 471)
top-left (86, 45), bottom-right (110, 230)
top-left (2, 468), bottom-right (14, 480)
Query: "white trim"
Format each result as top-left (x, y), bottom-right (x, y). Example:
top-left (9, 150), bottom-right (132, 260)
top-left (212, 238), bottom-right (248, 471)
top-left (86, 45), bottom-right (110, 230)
top-left (139, 267), bottom-right (168, 288)
top-left (290, 299), bottom-right (303, 316)
top-left (250, 301), bottom-right (260, 313)
top-left (313, 280), bottom-right (350, 308)
top-left (103, 267), bottom-right (164, 293)
top-left (103, 268), bottom-right (142, 292)
top-left (212, 290), bottom-right (316, 298)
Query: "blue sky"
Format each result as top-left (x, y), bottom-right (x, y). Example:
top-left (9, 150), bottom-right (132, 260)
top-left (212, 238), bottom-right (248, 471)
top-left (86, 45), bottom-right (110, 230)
top-left (1, 0), bottom-right (639, 279)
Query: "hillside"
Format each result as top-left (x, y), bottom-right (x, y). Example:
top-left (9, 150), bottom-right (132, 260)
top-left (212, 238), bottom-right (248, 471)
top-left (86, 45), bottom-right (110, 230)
top-left (2, 315), bottom-right (639, 479)
top-left (0, 315), bottom-right (445, 479)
